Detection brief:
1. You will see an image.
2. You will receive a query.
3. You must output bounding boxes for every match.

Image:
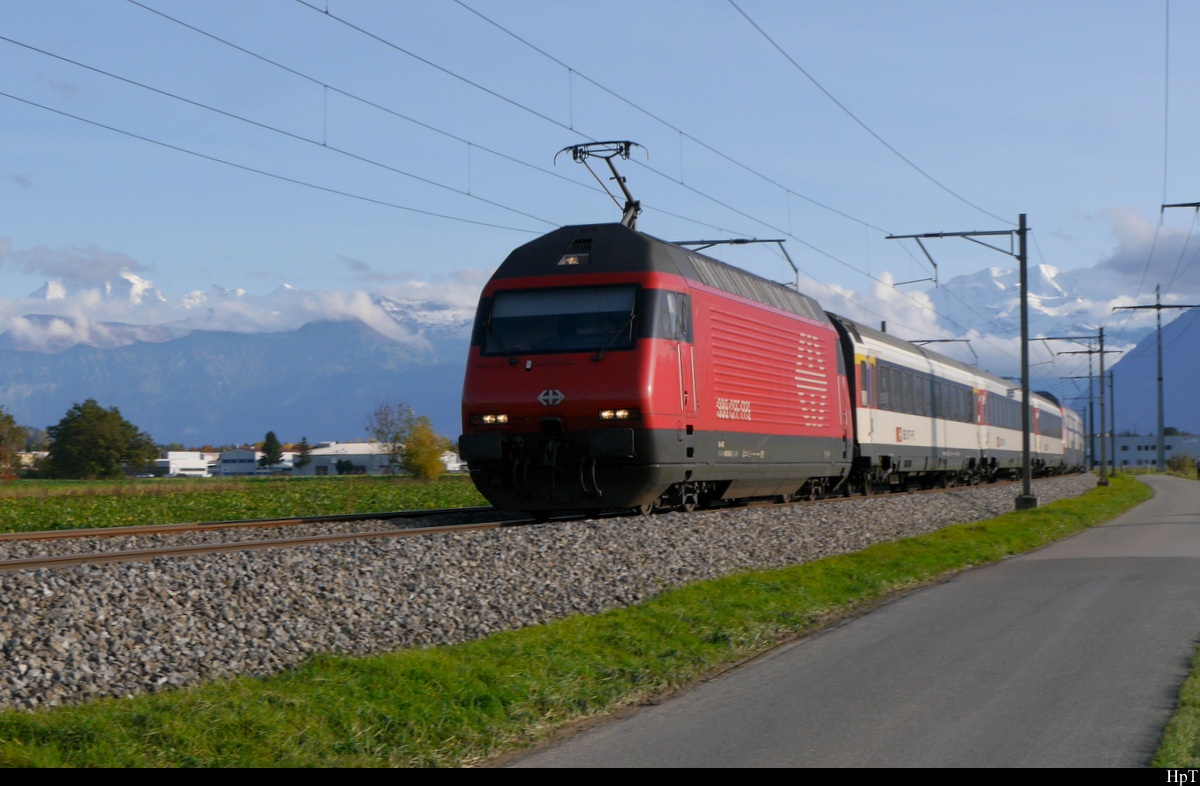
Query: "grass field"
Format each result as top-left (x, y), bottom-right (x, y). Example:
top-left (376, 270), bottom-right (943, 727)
top-left (0, 474), bottom-right (1156, 767)
top-left (0, 475), bottom-right (488, 534)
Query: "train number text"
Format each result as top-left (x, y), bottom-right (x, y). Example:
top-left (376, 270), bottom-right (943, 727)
top-left (716, 398), bottom-right (752, 421)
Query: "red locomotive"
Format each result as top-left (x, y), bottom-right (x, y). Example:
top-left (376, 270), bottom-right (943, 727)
top-left (459, 221), bottom-right (854, 514)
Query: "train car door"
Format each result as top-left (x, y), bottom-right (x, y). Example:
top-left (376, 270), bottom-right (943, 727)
top-left (661, 291), bottom-right (696, 417)
top-left (660, 290), bottom-right (696, 459)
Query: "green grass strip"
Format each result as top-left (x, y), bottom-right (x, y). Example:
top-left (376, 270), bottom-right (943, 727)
top-left (0, 476), bottom-right (486, 534)
top-left (0, 475), bottom-right (1151, 767)
top-left (1155, 644), bottom-right (1200, 767)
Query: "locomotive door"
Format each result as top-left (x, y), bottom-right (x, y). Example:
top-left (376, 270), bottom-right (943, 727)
top-left (678, 344), bottom-right (696, 414)
top-left (664, 291), bottom-right (697, 457)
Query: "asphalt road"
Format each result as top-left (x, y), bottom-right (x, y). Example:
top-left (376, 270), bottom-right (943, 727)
top-left (512, 474), bottom-right (1200, 767)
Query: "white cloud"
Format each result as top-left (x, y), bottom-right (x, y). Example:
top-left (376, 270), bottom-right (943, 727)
top-left (0, 238), bottom-right (151, 283)
top-left (0, 266), bottom-right (497, 353)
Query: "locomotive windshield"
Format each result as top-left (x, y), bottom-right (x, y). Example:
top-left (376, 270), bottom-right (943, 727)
top-left (485, 285), bottom-right (637, 355)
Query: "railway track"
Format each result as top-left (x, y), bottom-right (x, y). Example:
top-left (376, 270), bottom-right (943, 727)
top-left (0, 475), bottom-right (1062, 573)
top-left (0, 506), bottom-right (527, 573)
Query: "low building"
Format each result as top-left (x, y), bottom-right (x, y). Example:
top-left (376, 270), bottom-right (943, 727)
top-left (155, 451), bottom-right (220, 478)
top-left (1107, 434), bottom-right (1200, 469)
top-left (218, 447), bottom-right (296, 476)
top-left (291, 441), bottom-right (393, 476)
top-left (441, 451), bottom-right (467, 472)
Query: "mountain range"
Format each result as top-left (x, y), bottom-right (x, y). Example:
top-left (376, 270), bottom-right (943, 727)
top-left (0, 265), bottom-right (1196, 444)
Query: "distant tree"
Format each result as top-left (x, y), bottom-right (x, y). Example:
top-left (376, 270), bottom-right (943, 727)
top-left (402, 415), bottom-right (447, 482)
top-left (0, 406), bottom-right (24, 483)
top-left (295, 437), bottom-right (313, 473)
top-left (45, 399), bottom-right (157, 479)
top-left (22, 425), bottom-right (48, 451)
top-left (1165, 427), bottom-right (1182, 436)
top-left (259, 431), bottom-right (284, 471)
top-left (365, 400), bottom-right (411, 475)
top-left (159, 442), bottom-right (185, 453)
top-left (335, 458), bottom-right (355, 476)
top-left (365, 400), bottom-right (453, 480)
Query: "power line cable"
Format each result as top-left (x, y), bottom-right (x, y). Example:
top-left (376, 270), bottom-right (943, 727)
top-left (0, 89), bottom-right (540, 234)
top-left (448, 0), bottom-right (890, 236)
top-left (126, 0), bottom-right (744, 237)
top-left (1110, 2), bottom-right (1173, 349)
top-left (0, 32), bottom-right (560, 228)
top-left (126, 0), bottom-right (592, 197)
top-left (727, 0), bottom-right (1011, 226)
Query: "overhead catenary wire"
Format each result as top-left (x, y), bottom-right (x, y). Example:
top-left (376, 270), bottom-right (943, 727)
top-left (727, 0), bottom-right (1012, 227)
top-left (126, 0), bottom-right (748, 238)
top-left (449, 0), bottom-right (890, 236)
top-left (0, 32), bottom-right (560, 229)
top-left (0, 89), bottom-right (540, 235)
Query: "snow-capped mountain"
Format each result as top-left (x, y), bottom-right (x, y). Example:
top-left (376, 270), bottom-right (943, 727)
top-left (29, 270), bottom-right (168, 306)
top-left (926, 263), bottom-right (1121, 340)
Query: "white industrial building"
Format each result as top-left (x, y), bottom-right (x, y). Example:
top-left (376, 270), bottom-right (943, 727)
top-left (288, 441), bottom-right (467, 476)
top-left (155, 451), bottom-right (221, 477)
top-left (290, 441), bottom-right (393, 476)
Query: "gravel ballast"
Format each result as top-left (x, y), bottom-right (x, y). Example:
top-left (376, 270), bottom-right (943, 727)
top-left (0, 475), bottom-right (1097, 711)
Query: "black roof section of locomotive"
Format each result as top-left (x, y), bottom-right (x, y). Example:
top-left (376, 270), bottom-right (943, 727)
top-left (492, 223), bottom-right (830, 325)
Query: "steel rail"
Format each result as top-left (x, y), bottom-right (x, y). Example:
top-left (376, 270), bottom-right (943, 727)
top-left (0, 517), bottom-right (526, 573)
top-left (0, 506), bottom-right (496, 542)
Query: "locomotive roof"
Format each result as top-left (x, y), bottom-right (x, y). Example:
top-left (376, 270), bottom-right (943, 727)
top-left (493, 223), bottom-right (830, 325)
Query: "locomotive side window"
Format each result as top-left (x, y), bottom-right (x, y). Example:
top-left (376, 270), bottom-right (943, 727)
top-left (638, 290), bottom-right (692, 342)
top-left (660, 291), bottom-right (692, 341)
top-left (485, 285), bottom-right (638, 355)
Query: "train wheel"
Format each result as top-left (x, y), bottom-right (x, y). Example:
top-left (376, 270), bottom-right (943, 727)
top-left (859, 478), bottom-right (872, 496)
top-left (679, 484), bottom-right (700, 513)
top-left (777, 492), bottom-right (794, 504)
top-left (636, 503), bottom-right (655, 516)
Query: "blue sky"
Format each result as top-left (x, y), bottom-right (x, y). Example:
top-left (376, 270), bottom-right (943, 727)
top-left (2, 1), bottom-right (1199, 362)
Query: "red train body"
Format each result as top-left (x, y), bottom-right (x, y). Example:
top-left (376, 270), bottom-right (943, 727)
top-left (459, 223), bottom-right (854, 513)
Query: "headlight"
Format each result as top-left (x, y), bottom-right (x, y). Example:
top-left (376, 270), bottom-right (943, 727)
top-left (599, 408), bottom-right (640, 421)
top-left (471, 413), bottom-right (509, 426)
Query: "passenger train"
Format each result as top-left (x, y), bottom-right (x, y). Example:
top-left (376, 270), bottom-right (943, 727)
top-left (458, 150), bottom-right (1085, 515)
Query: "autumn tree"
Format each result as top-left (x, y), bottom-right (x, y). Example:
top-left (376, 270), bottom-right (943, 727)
top-left (45, 399), bottom-right (157, 479)
top-left (401, 414), bottom-right (448, 482)
top-left (0, 406), bottom-right (24, 482)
